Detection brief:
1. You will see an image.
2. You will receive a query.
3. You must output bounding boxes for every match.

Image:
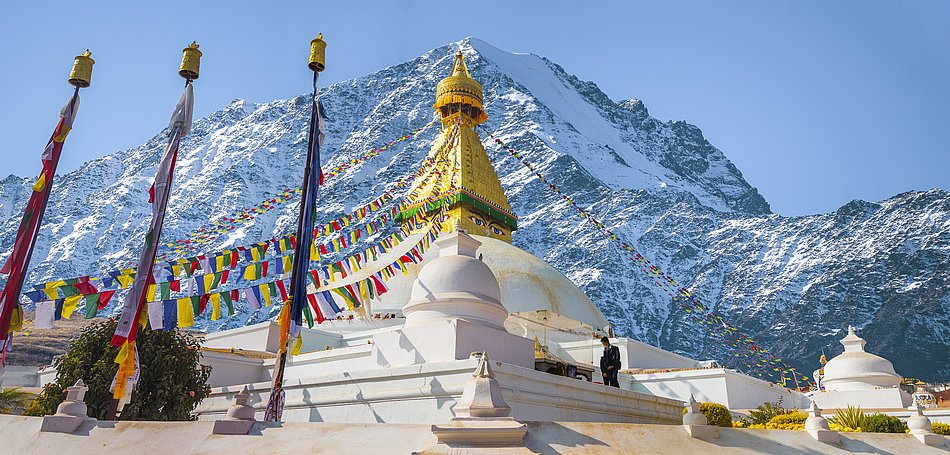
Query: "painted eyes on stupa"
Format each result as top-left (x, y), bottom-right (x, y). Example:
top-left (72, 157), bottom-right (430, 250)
top-left (488, 222), bottom-right (505, 236)
top-left (470, 216), bottom-right (485, 226)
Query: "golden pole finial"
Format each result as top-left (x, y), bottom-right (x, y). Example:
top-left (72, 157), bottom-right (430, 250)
top-left (179, 41), bottom-right (202, 80)
top-left (309, 33), bottom-right (327, 72)
top-left (68, 49), bottom-right (95, 88)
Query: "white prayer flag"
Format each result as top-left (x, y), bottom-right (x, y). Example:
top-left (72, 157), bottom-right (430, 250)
top-left (147, 301), bottom-right (164, 330)
top-left (34, 301), bottom-right (55, 329)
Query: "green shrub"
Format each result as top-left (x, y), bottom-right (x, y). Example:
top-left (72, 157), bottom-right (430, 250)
top-left (932, 422), bottom-right (950, 435)
top-left (682, 402), bottom-right (733, 427)
top-left (862, 413), bottom-right (907, 433)
top-left (747, 398), bottom-right (791, 425)
top-left (769, 411), bottom-right (808, 426)
top-left (828, 405), bottom-right (866, 430)
top-left (0, 387), bottom-right (35, 414)
top-left (765, 411), bottom-right (808, 430)
top-left (24, 319), bottom-right (211, 421)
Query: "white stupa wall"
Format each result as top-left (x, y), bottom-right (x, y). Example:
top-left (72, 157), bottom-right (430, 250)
top-left (194, 356), bottom-right (685, 424)
top-left (557, 338), bottom-right (701, 371)
top-left (371, 318), bottom-right (535, 368)
top-left (629, 368), bottom-right (811, 410)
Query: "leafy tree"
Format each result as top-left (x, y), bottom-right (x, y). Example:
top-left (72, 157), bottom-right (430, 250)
top-left (24, 319), bottom-right (211, 420)
top-left (0, 387), bottom-right (34, 414)
top-left (746, 397), bottom-right (791, 425)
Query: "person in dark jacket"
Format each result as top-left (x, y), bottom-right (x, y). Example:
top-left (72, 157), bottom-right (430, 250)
top-left (600, 336), bottom-right (621, 387)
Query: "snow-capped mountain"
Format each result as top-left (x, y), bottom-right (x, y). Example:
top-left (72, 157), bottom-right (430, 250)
top-left (1, 38), bottom-right (947, 381)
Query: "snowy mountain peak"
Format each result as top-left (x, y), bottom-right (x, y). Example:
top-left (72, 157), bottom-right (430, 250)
top-left (1, 39), bottom-right (947, 380)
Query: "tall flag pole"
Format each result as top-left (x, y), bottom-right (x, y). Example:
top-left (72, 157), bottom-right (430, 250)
top-left (107, 42), bottom-right (201, 419)
top-left (0, 50), bottom-right (94, 366)
top-left (264, 34), bottom-right (327, 422)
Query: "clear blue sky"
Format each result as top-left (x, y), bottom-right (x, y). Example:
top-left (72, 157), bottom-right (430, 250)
top-left (1, 1), bottom-right (947, 216)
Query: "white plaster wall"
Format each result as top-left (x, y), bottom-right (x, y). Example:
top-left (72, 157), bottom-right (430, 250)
top-left (202, 322), bottom-right (281, 353)
top-left (809, 387), bottom-right (912, 411)
top-left (722, 370), bottom-right (811, 409)
top-left (0, 366), bottom-right (39, 387)
top-left (370, 319), bottom-right (534, 369)
top-left (200, 352), bottom-right (270, 388)
top-left (627, 371), bottom-right (728, 406)
top-left (557, 338), bottom-right (700, 370)
top-left (195, 358), bottom-right (683, 425)
top-left (628, 369), bottom-right (810, 411)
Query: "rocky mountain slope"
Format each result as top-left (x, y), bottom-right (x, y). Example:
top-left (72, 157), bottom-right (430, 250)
top-left (1, 38), bottom-right (947, 380)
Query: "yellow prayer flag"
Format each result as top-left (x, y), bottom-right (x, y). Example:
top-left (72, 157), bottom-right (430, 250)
top-left (116, 274), bottom-right (134, 289)
top-left (177, 298), bottom-right (195, 328)
top-left (112, 341), bottom-right (136, 400)
top-left (139, 305), bottom-right (148, 329)
top-left (32, 173), bottom-right (47, 192)
top-left (260, 284), bottom-right (272, 307)
top-left (210, 293), bottom-right (221, 321)
top-left (62, 295), bottom-right (82, 319)
top-left (244, 264), bottom-right (257, 281)
top-left (204, 274), bottom-right (214, 291)
top-left (291, 333), bottom-right (303, 355)
top-left (42, 284), bottom-right (60, 300)
top-left (146, 284), bottom-right (157, 302)
top-left (282, 255), bottom-right (292, 274)
top-left (358, 279), bottom-right (369, 302)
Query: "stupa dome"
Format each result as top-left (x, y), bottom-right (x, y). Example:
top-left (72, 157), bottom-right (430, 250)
top-left (409, 253), bottom-right (501, 306)
top-left (822, 326), bottom-right (901, 391)
top-left (403, 230), bottom-right (508, 330)
top-left (369, 234), bottom-right (609, 330)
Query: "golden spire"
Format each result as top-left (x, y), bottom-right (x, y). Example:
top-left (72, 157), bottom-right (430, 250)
top-left (433, 51), bottom-right (487, 125)
top-left (401, 50), bottom-right (516, 242)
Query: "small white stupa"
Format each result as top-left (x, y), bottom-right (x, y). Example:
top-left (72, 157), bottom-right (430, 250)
top-left (809, 325), bottom-right (912, 410)
top-left (822, 326), bottom-right (901, 391)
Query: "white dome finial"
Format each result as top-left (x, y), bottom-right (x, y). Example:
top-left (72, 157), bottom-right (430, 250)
top-left (840, 325), bottom-right (866, 352)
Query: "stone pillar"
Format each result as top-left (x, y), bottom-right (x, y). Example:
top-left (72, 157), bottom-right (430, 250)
top-left (212, 386), bottom-right (257, 435)
top-left (41, 379), bottom-right (94, 433)
top-left (906, 403), bottom-right (946, 448)
top-left (804, 402), bottom-right (839, 444)
top-left (425, 353), bottom-right (533, 453)
top-left (682, 395), bottom-right (718, 438)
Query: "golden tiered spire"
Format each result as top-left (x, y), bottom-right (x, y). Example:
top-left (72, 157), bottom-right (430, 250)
top-left (401, 50), bottom-right (517, 242)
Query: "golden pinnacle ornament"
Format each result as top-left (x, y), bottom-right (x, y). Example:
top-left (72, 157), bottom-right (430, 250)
top-left (68, 50), bottom-right (95, 88)
top-left (309, 33), bottom-right (327, 72)
top-left (179, 41), bottom-right (202, 80)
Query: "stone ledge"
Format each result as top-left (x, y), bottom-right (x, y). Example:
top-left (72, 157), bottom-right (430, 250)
top-left (40, 415), bottom-right (93, 434)
top-left (431, 417), bottom-right (528, 447)
top-left (211, 420), bottom-right (254, 435)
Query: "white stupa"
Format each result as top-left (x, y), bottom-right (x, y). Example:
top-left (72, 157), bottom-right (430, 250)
top-left (809, 325), bottom-right (912, 410)
top-left (821, 325), bottom-right (901, 391)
